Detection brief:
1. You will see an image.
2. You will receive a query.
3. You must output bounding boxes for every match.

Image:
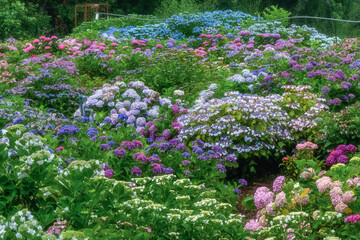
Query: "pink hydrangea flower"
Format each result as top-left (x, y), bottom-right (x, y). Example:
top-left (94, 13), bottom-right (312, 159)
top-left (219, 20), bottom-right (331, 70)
top-left (335, 202), bottom-right (348, 213)
top-left (316, 176), bottom-right (332, 193)
top-left (274, 191), bottom-right (286, 208)
top-left (273, 176), bottom-right (286, 193)
top-left (254, 187), bottom-right (274, 209)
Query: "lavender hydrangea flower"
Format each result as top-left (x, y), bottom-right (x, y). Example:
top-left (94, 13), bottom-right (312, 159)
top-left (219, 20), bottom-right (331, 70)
top-left (216, 164), bottom-right (226, 174)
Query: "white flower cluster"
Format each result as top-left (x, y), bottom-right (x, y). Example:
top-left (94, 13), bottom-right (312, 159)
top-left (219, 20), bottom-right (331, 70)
top-left (194, 198), bottom-right (218, 207)
top-left (3, 209), bottom-right (44, 239)
top-left (17, 149), bottom-right (55, 179)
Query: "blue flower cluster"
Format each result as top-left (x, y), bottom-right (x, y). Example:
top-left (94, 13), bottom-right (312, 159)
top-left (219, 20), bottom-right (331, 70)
top-left (101, 10), bottom-right (256, 40)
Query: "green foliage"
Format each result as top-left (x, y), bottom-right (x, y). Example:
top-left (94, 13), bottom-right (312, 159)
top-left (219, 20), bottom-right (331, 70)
top-left (0, 0), bottom-right (51, 41)
top-left (230, 0), bottom-right (262, 15)
top-left (262, 5), bottom-right (291, 27)
top-left (241, 196), bottom-right (256, 210)
top-left (155, 0), bottom-right (201, 18)
top-left (72, 15), bottom-right (160, 38)
top-left (318, 104), bottom-right (360, 153)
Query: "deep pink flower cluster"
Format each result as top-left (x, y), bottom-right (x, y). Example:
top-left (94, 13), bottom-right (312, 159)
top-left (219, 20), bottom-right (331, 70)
top-left (344, 215), bottom-right (360, 223)
top-left (326, 144), bottom-right (357, 166)
top-left (120, 140), bottom-right (144, 150)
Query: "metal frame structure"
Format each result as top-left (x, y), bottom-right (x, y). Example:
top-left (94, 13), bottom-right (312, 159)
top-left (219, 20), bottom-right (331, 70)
top-left (75, 3), bottom-right (109, 27)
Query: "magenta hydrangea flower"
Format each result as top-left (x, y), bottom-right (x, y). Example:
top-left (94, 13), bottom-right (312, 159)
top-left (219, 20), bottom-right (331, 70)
top-left (345, 215), bottom-right (360, 223)
top-left (347, 144), bottom-right (357, 152)
top-left (104, 169), bottom-right (115, 178)
top-left (151, 163), bottom-right (163, 174)
top-left (326, 156), bottom-right (336, 166)
top-left (133, 152), bottom-right (147, 162)
top-left (132, 140), bottom-right (144, 149)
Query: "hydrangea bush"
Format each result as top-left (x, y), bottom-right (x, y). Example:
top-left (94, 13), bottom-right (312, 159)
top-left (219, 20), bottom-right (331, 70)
top-left (177, 85), bottom-right (328, 174)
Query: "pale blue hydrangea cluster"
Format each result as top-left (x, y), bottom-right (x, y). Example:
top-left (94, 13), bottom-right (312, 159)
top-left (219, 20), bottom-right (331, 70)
top-left (75, 81), bottom-right (171, 131)
top-left (242, 21), bottom-right (339, 47)
top-left (101, 10), bottom-right (256, 40)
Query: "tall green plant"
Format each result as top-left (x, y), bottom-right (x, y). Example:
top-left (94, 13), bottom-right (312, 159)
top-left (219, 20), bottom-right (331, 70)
top-left (262, 5), bottom-right (291, 27)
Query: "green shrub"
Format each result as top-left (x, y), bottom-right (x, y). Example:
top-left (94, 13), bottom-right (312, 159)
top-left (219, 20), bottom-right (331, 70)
top-left (0, 0), bottom-right (51, 41)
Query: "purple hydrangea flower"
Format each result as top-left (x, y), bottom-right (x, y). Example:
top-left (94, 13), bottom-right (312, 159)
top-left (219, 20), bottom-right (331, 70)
top-left (182, 160), bottom-right (190, 165)
top-left (326, 156), bottom-right (336, 166)
top-left (58, 125), bottom-right (80, 136)
top-left (101, 163), bottom-right (109, 170)
top-left (234, 188), bottom-right (241, 195)
top-left (184, 170), bottom-right (191, 176)
top-left (176, 144), bottom-right (187, 151)
top-left (152, 163), bottom-right (163, 174)
top-left (114, 147), bottom-right (126, 157)
top-left (86, 128), bottom-right (98, 137)
top-left (107, 141), bottom-right (116, 147)
top-left (321, 86), bottom-right (329, 94)
top-left (163, 167), bottom-right (174, 174)
top-left (239, 179), bottom-right (248, 186)
top-left (131, 167), bottom-right (142, 176)
top-left (337, 155), bottom-right (349, 164)
top-left (100, 144), bottom-right (112, 151)
top-left (212, 145), bottom-right (223, 153)
top-left (104, 169), bottom-right (115, 178)
top-left (118, 114), bottom-right (128, 122)
top-left (225, 155), bottom-right (237, 163)
top-left (216, 164), bottom-right (226, 174)
top-left (182, 152), bottom-right (190, 159)
top-left (272, 176), bottom-right (285, 193)
top-left (169, 138), bottom-right (181, 147)
top-left (193, 139), bottom-right (205, 148)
